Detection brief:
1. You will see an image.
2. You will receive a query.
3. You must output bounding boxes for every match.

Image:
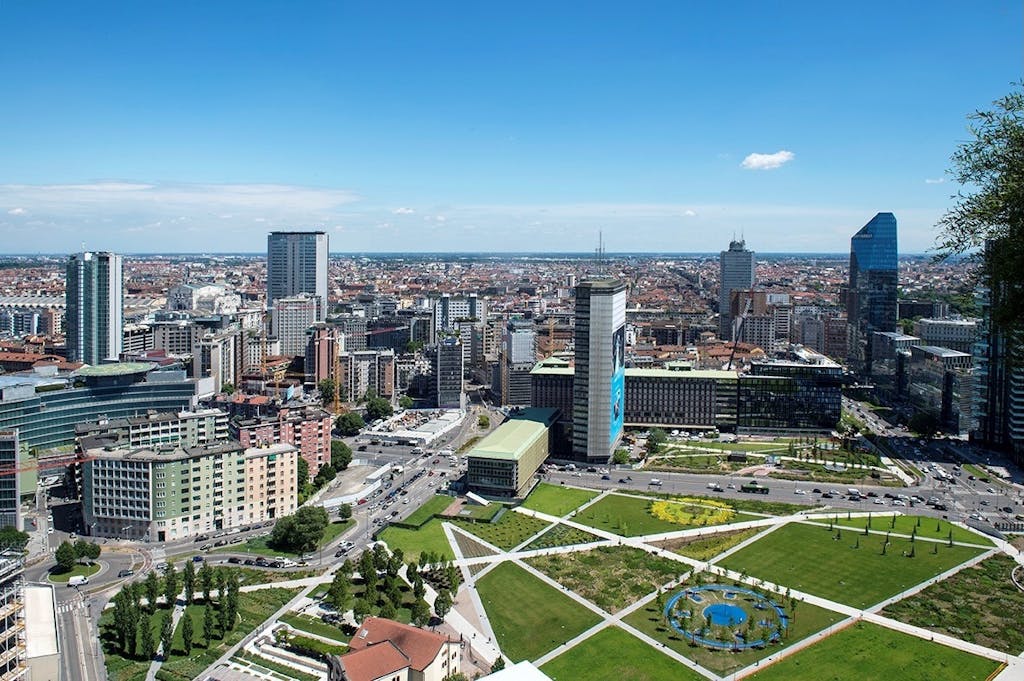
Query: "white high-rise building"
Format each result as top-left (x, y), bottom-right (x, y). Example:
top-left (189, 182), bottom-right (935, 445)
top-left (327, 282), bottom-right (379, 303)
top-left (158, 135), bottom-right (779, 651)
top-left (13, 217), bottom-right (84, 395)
top-left (267, 231), bottom-right (329, 320)
top-left (572, 278), bottom-right (627, 463)
top-left (272, 294), bottom-right (320, 356)
top-left (66, 251), bottom-right (123, 365)
top-left (719, 239), bottom-right (755, 341)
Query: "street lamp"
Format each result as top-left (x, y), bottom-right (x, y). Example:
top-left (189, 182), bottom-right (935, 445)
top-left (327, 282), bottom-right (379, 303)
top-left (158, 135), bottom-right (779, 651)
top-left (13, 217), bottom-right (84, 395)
top-left (122, 525), bottom-right (131, 542)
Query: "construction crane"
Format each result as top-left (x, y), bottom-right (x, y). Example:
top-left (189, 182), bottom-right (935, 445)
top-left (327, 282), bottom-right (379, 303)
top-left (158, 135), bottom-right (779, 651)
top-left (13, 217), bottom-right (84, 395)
top-left (727, 296), bottom-right (753, 370)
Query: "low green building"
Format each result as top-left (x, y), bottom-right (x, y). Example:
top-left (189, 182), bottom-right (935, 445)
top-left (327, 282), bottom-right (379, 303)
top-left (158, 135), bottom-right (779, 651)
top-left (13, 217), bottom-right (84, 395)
top-left (467, 408), bottom-right (557, 499)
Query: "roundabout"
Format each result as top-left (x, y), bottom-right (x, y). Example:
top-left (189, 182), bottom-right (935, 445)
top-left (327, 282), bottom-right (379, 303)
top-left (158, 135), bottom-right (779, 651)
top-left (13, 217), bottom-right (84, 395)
top-left (664, 584), bottom-right (788, 649)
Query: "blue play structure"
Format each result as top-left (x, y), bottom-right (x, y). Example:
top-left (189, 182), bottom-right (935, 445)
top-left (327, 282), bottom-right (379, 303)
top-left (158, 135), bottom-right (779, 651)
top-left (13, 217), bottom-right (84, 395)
top-left (663, 584), bottom-right (789, 649)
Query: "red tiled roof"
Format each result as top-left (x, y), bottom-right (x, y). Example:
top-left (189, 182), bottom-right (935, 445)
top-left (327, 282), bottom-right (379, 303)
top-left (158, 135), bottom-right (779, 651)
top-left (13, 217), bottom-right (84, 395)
top-left (339, 641), bottom-right (410, 681)
top-left (347, 617), bottom-right (449, 672)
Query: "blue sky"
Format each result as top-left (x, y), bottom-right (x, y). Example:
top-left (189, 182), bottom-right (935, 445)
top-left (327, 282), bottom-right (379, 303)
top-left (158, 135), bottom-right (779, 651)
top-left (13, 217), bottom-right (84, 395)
top-left (0, 1), bottom-right (1020, 254)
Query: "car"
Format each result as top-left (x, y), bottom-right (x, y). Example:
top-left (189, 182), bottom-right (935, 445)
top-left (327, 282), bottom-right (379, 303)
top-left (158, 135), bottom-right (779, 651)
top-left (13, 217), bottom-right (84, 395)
top-left (987, 487), bottom-right (996, 494)
top-left (243, 559), bottom-right (256, 566)
top-left (821, 493), bottom-right (834, 499)
top-left (155, 562), bottom-right (169, 571)
top-left (390, 511), bottom-right (400, 517)
top-left (47, 527), bottom-right (54, 534)
top-left (979, 500), bottom-right (989, 506)
top-left (194, 534), bottom-right (209, 542)
top-left (794, 489), bottom-right (806, 495)
top-left (601, 474), bottom-right (611, 480)
top-left (192, 555), bottom-right (204, 562)
top-left (892, 499), bottom-right (906, 506)
top-left (403, 498), bottom-right (410, 504)
top-left (617, 478), bottom-right (629, 483)
top-left (1002, 506), bottom-right (1013, 513)
top-left (117, 569), bottom-right (135, 578)
top-left (873, 498), bottom-right (885, 505)
top-left (358, 498), bottom-right (367, 505)
top-left (270, 560), bottom-right (284, 568)
top-left (214, 539), bottom-right (228, 547)
top-left (866, 492), bottom-right (878, 498)
top-left (968, 475), bottom-right (976, 480)
top-left (586, 467), bottom-right (598, 473)
top-left (812, 488), bottom-right (821, 494)
top-left (227, 557), bottom-right (241, 564)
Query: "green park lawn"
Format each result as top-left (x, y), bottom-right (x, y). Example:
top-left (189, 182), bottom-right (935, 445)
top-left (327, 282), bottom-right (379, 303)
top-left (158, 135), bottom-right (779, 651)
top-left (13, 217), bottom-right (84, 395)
top-left (280, 612), bottom-right (351, 644)
top-left (520, 483), bottom-right (599, 516)
top-left (213, 520), bottom-right (353, 558)
top-left (541, 626), bottom-right (704, 681)
top-left (378, 518), bottom-right (454, 562)
top-left (451, 512), bottom-right (550, 550)
top-left (476, 562), bottom-right (602, 662)
top-left (575, 493), bottom-right (758, 537)
top-left (819, 515), bottom-right (993, 547)
top-left (654, 527), bottom-right (763, 562)
top-left (525, 546), bottom-right (684, 613)
top-left (48, 562), bottom-right (101, 583)
top-left (718, 522), bottom-right (986, 608)
top-left (623, 579), bottom-right (846, 677)
top-left (400, 495), bottom-right (454, 527)
top-left (746, 621), bottom-right (1001, 681)
top-left (524, 524), bottom-right (602, 551)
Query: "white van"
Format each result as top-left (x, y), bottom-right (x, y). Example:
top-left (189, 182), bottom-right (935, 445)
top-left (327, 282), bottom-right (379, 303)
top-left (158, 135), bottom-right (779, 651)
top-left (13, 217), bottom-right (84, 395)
top-left (68, 575), bottom-right (89, 587)
top-left (650, 479), bottom-right (663, 486)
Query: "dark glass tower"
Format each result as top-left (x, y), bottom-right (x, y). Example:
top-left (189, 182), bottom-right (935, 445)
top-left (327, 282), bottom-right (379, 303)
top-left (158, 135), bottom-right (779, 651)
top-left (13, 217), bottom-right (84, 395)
top-left (846, 212), bottom-right (898, 373)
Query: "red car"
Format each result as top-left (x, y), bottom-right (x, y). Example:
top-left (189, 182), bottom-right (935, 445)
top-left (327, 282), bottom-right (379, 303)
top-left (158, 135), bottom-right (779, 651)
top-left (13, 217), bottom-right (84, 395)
top-left (357, 498), bottom-right (367, 505)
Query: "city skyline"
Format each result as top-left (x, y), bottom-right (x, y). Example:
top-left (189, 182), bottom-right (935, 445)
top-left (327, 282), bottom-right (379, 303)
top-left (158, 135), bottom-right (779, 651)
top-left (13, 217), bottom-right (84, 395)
top-left (0, 2), bottom-right (1020, 254)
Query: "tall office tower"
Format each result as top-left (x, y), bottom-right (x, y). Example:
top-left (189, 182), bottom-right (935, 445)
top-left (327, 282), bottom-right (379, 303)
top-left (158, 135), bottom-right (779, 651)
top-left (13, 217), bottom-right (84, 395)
top-left (719, 239), bottom-right (755, 341)
top-left (572, 278), bottom-right (627, 463)
top-left (435, 336), bottom-right (465, 409)
top-left (845, 213), bottom-right (898, 373)
top-left (433, 293), bottom-right (486, 334)
top-left (65, 251), bottom-right (124, 365)
top-left (267, 231), bottom-right (329, 320)
top-left (972, 240), bottom-right (1024, 464)
top-left (499, 320), bottom-right (536, 406)
top-left (0, 433), bottom-right (20, 531)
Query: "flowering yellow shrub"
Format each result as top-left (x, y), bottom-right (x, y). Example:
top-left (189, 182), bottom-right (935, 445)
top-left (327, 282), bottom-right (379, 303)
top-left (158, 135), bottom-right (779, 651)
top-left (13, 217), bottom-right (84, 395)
top-left (649, 497), bottom-right (736, 526)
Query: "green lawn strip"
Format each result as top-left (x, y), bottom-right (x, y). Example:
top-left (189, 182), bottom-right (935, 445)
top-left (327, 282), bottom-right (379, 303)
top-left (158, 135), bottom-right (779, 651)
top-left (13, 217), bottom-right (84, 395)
top-left (666, 441), bottom-right (787, 453)
top-left (746, 621), bottom-right (1000, 681)
top-left (234, 651), bottom-right (319, 681)
top-left (279, 612), bottom-right (351, 644)
top-left (768, 463), bottom-right (897, 486)
top-left (320, 520), bottom-right (355, 546)
top-left (450, 502), bottom-right (504, 522)
top-left (541, 625), bottom-right (704, 681)
top-left (450, 513), bottom-right (550, 550)
top-left (623, 578), bottom-right (845, 677)
top-left (398, 495), bottom-right (455, 527)
top-left (813, 515), bottom-right (993, 547)
top-left (625, 490), bottom-right (813, 516)
top-left (520, 483), bottom-right (599, 516)
top-left (157, 588), bottom-right (300, 681)
top-left (48, 562), bottom-right (101, 583)
top-left (525, 546), bottom-right (685, 613)
top-left (718, 523), bottom-right (986, 609)
top-left (524, 524), bottom-right (603, 551)
top-left (881, 553), bottom-right (1024, 654)
top-left (210, 521), bottom-right (353, 559)
top-left (575, 494), bottom-right (759, 537)
top-left (378, 518), bottom-right (455, 562)
top-left (476, 562), bottom-right (602, 662)
top-left (653, 527), bottom-right (763, 562)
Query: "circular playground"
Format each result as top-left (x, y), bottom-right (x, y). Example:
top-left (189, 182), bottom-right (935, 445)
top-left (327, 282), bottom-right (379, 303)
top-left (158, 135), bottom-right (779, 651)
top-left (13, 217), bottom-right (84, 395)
top-left (663, 584), bottom-right (788, 649)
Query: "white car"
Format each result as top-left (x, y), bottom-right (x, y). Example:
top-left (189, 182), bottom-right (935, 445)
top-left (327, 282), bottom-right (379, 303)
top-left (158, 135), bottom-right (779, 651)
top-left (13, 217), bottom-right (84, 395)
top-left (873, 498), bottom-right (885, 505)
top-left (892, 499), bottom-right (906, 506)
top-left (794, 489), bottom-right (806, 495)
top-left (986, 487), bottom-right (996, 494)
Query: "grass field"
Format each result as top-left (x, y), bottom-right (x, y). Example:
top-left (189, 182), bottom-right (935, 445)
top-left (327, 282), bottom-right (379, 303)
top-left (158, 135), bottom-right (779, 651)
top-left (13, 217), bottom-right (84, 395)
top-left (525, 546), bottom-right (684, 613)
top-left (654, 527), bottom-right (763, 562)
top-left (541, 626), bottom-right (704, 681)
top-left (817, 515), bottom-right (992, 547)
top-left (623, 579), bottom-right (846, 676)
top-left (881, 554), bottom-right (1024, 653)
top-left (213, 520), bottom-right (353, 558)
top-left (48, 562), bottom-right (101, 583)
top-left (378, 518), bottom-right (454, 562)
top-left (280, 612), bottom-right (351, 644)
top-left (451, 512), bottom-right (550, 550)
top-left (746, 621), bottom-right (1000, 681)
top-left (399, 495), bottom-right (454, 527)
top-left (524, 524), bottom-right (602, 551)
top-left (629, 490), bottom-right (813, 516)
top-left (718, 522), bottom-right (986, 608)
top-left (575, 494), bottom-right (758, 537)
top-left (476, 562), bottom-right (602, 662)
top-left (520, 483), bottom-right (599, 516)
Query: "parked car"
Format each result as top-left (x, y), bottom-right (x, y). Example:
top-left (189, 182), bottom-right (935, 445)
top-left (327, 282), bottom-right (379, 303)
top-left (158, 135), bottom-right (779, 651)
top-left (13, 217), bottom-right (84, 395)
top-left (117, 569), bottom-right (135, 578)
top-left (227, 557), bottom-right (241, 564)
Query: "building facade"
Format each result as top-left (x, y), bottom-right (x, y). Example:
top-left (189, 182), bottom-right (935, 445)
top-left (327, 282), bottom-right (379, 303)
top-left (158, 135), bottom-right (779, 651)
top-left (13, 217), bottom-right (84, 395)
top-left (467, 408), bottom-right (555, 499)
top-left (231, 405), bottom-right (333, 478)
top-left (846, 213), bottom-right (898, 373)
top-left (81, 441), bottom-right (298, 541)
top-left (718, 239), bottom-right (755, 341)
top-left (267, 231), bottom-right (329, 320)
top-left (272, 294), bottom-right (320, 356)
top-left (65, 251), bottom-right (123, 365)
top-left (0, 435), bottom-right (20, 531)
top-left (435, 337), bottom-right (464, 409)
top-left (572, 278), bottom-right (627, 463)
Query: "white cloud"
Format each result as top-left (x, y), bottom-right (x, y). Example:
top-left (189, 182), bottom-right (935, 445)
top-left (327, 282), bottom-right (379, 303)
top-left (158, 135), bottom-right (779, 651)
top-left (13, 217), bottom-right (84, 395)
top-left (392, 207), bottom-right (415, 215)
top-left (683, 209), bottom-right (697, 217)
top-left (6, 208), bottom-right (26, 216)
top-left (924, 178), bottom-right (945, 184)
top-left (741, 150), bottom-right (795, 170)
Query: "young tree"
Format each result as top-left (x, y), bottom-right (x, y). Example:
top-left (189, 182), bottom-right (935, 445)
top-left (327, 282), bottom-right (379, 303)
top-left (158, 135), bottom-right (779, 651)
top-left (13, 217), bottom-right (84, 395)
top-left (199, 563), bottom-right (214, 603)
top-left (434, 590), bottom-right (453, 620)
top-left (54, 541), bottom-right (76, 572)
top-left (203, 602), bottom-right (216, 645)
top-left (160, 611), bottom-right (173, 657)
top-left (144, 570), bottom-right (161, 612)
top-left (937, 84), bottom-right (1024, 336)
top-left (326, 572), bottom-right (350, 611)
top-left (379, 599), bottom-right (398, 621)
top-left (352, 598), bottom-right (371, 624)
top-left (164, 563), bottom-right (179, 606)
top-left (412, 572), bottom-right (426, 600)
top-left (181, 612), bottom-right (194, 654)
top-left (140, 617), bottom-right (156, 660)
top-left (411, 598), bottom-right (431, 627)
top-left (183, 560), bottom-right (196, 605)
top-left (224, 573), bottom-right (240, 631)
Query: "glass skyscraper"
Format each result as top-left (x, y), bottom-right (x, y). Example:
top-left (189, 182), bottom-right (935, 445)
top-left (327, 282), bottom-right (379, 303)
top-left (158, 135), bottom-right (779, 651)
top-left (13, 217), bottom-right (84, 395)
top-left (266, 231), bottom-right (329, 320)
top-left (846, 212), bottom-right (898, 372)
top-left (65, 251), bottom-right (123, 365)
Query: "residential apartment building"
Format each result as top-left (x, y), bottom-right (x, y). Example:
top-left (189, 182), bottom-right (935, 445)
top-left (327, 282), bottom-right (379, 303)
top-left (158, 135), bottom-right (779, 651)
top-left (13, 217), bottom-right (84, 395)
top-left (231, 405), bottom-right (332, 478)
top-left (65, 251), bottom-right (123, 365)
top-left (81, 441), bottom-right (298, 541)
top-left (337, 350), bottom-right (396, 403)
top-left (74, 408), bottom-right (229, 450)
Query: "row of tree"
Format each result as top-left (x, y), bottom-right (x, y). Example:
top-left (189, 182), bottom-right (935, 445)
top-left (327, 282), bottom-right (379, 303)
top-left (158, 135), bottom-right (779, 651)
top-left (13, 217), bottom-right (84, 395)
top-left (109, 563), bottom-right (240, 660)
top-left (54, 539), bottom-right (101, 573)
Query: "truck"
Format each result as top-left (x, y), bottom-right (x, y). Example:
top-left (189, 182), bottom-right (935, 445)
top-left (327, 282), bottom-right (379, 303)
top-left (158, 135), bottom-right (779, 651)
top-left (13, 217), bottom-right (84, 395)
top-left (68, 575), bottom-right (89, 587)
top-left (740, 482), bottom-right (769, 494)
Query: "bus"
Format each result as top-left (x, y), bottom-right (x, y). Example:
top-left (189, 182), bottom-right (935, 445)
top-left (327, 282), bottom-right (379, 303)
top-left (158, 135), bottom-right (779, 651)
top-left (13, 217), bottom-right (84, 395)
top-left (740, 482), bottom-right (769, 494)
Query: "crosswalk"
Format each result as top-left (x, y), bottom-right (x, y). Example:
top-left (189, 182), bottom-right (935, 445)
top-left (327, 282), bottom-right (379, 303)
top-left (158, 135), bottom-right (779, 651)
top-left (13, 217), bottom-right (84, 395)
top-left (56, 600), bottom-right (82, 615)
